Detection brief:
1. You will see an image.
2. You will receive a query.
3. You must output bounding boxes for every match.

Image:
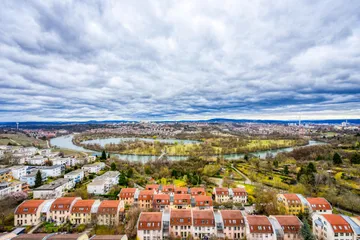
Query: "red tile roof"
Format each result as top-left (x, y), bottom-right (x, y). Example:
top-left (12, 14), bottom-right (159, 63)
top-left (138, 190), bottom-right (155, 200)
top-left (174, 187), bottom-right (188, 193)
top-left (220, 210), bottom-right (244, 226)
top-left (232, 188), bottom-right (247, 196)
top-left (170, 209), bottom-right (192, 226)
top-left (97, 200), bottom-right (120, 215)
top-left (215, 187), bottom-right (229, 195)
top-left (138, 212), bottom-right (162, 230)
top-left (15, 200), bottom-right (44, 215)
top-left (162, 184), bottom-right (175, 192)
top-left (247, 215), bottom-right (273, 233)
top-left (71, 200), bottom-right (95, 214)
top-left (193, 210), bottom-right (215, 227)
top-left (322, 215), bottom-right (353, 233)
top-left (273, 215), bottom-right (302, 233)
top-left (50, 197), bottom-right (77, 212)
top-left (306, 198), bottom-right (332, 211)
top-left (194, 195), bottom-right (213, 206)
top-left (145, 184), bottom-right (160, 190)
top-left (190, 187), bottom-right (206, 195)
top-left (173, 194), bottom-right (191, 205)
top-left (120, 188), bottom-right (137, 193)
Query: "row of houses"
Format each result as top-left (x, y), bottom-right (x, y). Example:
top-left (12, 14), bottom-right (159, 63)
top-left (137, 209), bottom-right (303, 240)
top-left (0, 233), bottom-right (127, 240)
top-left (14, 197), bottom-right (125, 226)
top-left (137, 209), bottom-right (360, 240)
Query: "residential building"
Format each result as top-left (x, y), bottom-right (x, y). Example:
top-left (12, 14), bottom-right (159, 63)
top-left (231, 187), bottom-right (247, 204)
top-left (47, 233), bottom-right (89, 240)
top-left (269, 215), bottom-right (302, 240)
top-left (313, 214), bottom-right (353, 240)
top-left (64, 169), bottom-right (85, 184)
top-left (14, 199), bottom-right (46, 226)
top-left (0, 181), bottom-right (23, 198)
top-left (146, 184), bottom-right (160, 192)
top-left (220, 210), bottom-right (246, 240)
top-left (245, 215), bottom-right (276, 240)
top-left (306, 197), bottom-right (332, 214)
top-left (33, 178), bottom-right (74, 199)
top-left (51, 157), bottom-right (80, 167)
top-left (277, 194), bottom-right (305, 215)
top-left (119, 188), bottom-right (137, 206)
top-left (0, 168), bottom-right (13, 182)
top-left (90, 235), bottom-right (128, 240)
top-left (138, 190), bottom-right (155, 209)
top-left (20, 170), bottom-right (48, 187)
top-left (26, 156), bottom-right (48, 165)
top-left (87, 171), bottom-right (120, 194)
top-left (82, 162), bottom-right (105, 174)
top-left (192, 209), bottom-right (216, 239)
top-left (70, 199), bottom-right (99, 225)
top-left (49, 197), bottom-right (80, 224)
top-left (193, 195), bottom-right (213, 209)
top-left (213, 187), bottom-right (230, 203)
top-left (342, 216), bottom-right (360, 240)
top-left (170, 209), bottom-right (192, 239)
top-left (174, 187), bottom-right (188, 194)
top-left (10, 166), bottom-right (28, 180)
top-left (162, 184), bottom-right (175, 194)
top-left (36, 165), bottom-right (62, 177)
top-left (97, 200), bottom-right (123, 226)
top-left (137, 212), bottom-right (163, 240)
top-left (172, 194), bottom-right (191, 209)
top-left (190, 187), bottom-right (206, 196)
top-left (153, 194), bottom-right (170, 211)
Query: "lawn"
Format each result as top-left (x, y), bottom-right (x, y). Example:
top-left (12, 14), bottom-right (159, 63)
top-left (0, 133), bottom-right (47, 148)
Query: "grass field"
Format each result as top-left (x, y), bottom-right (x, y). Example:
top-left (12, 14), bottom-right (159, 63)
top-left (0, 133), bottom-right (47, 148)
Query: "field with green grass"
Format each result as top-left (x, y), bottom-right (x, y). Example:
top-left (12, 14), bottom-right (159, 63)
top-left (0, 133), bottom-right (47, 148)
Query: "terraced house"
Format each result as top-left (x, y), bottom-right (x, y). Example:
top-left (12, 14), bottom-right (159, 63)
top-left (312, 214), bottom-right (354, 240)
top-left (14, 200), bottom-right (46, 226)
top-left (137, 212), bottom-right (163, 240)
top-left (220, 210), bottom-right (245, 240)
top-left (169, 209), bottom-right (192, 240)
top-left (190, 187), bottom-right (206, 196)
top-left (269, 215), bottom-right (302, 240)
top-left (306, 197), bottom-right (332, 214)
top-left (70, 199), bottom-right (100, 225)
top-left (153, 194), bottom-right (170, 211)
top-left (245, 215), bottom-right (276, 240)
top-left (277, 194), bottom-right (305, 215)
top-left (48, 197), bottom-right (80, 224)
top-left (192, 210), bottom-right (216, 239)
top-left (193, 195), bottom-right (213, 210)
top-left (118, 188), bottom-right (138, 206)
top-left (172, 194), bottom-right (191, 209)
top-left (213, 187), bottom-right (230, 203)
top-left (138, 190), bottom-right (155, 209)
top-left (97, 200), bottom-right (123, 226)
top-left (231, 187), bottom-right (247, 204)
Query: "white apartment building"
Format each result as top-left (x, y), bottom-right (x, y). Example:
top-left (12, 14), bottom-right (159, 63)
top-left (26, 156), bottom-right (48, 165)
top-left (231, 187), bottom-right (248, 204)
top-left (313, 214), bottom-right (354, 240)
top-left (87, 171), bottom-right (120, 194)
top-left (37, 165), bottom-right (62, 177)
top-left (0, 181), bottom-right (23, 198)
top-left (306, 197), bottom-right (333, 214)
top-left (33, 178), bottom-right (74, 199)
top-left (137, 212), bottom-right (163, 240)
top-left (64, 169), bottom-right (84, 184)
top-left (20, 170), bottom-right (48, 187)
top-left (10, 166), bottom-right (28, 180)
top-left (82, 162), bottom-right (105, 174)
top-left (213, 187), bottom-right (230, 203)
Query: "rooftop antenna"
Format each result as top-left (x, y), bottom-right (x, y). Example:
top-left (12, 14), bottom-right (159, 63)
top-left (16, 122), bottom-right (19, 130)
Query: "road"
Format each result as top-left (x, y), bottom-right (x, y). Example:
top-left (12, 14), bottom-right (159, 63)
top-left (231, 164), bottom-right (252, 185)
top-left (209, 177), bottom-right (223, 187)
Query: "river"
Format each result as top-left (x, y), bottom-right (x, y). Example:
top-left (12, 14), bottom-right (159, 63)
top-left (50, 135), bottom-right (326, 162)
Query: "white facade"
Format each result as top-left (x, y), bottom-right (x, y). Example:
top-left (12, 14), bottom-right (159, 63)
top-left (87, 180), bottom-right (107, 194)
top-left (64, 169), bottom-right (84, 184)
top-left (10, 166), bottom-right (28, 179)
top-left (37, 165), bottom-right (62, 177)
top-left (312, 214), bottom-right (353, 240)
top-left (26, 156), bottom-right (47, 165)
top-left (137, 229), bottom-right (163, 240)
top-left (82, 162), bottom-right (105, 174)
top-left (20, 171), bottom-right (48, 187)
top-left (0, 181), bottom-right (23, 198)
top-left (33, 179), bottom-right (74, 199)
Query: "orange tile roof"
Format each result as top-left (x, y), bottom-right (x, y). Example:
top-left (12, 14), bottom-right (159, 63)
top-left (138, 212), bottom-right (162, 230)
top-left (221, 210), bottom-right (244, 227)
top-left (15, 200), bottom-right (45, 215)
top-left (50, 197), bottom-right (77, 211)
top-left (283, 194), bottom-right (300, 201)
top-left (138, 190), bottom-right (154, 200)
top-left (273, 216), bottom-right (302, 233)
top-left (174, 194), bottom-right (191, 200)
top-left (190, 187), bottom-right (206, 195)
top-left (215, 187), bottom-right (229, 195)
top-left (71, 200), bottom-right (95, 214)
top-left (175, 187), bottom-right (188, 193)
top-left (193, 210), bottom-right (215, 227)
top-left (120, 188), bottom-right (137, 194)
top-left (162, 184), bottom-right (175, 192)
top-left (97, 200), bottom-right (120, 215)
top-left (170, 209), bottom-right (192, 226)
top-left (153, 194), bottom-right (170, 200)
top-left (247, 215), bottom-right (273, 233)
top-left (306, 197), bottom-right (332, 211)
top-left (194, 195), bottom-right (213, 206)
top-left (322, 215), bottom-right (353, 233)
top-left (146, 184), bottom-right (160, 190)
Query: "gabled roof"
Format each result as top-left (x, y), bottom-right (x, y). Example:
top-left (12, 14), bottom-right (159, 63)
top-left (71, 200), bottom-right (95, 214)
top-left (322, 214), bottom-right (353, 233)
top-left (273, 215), bottom-right (302, 233)
top-left (15, 200), bottom-right (45, 215)
top-left (247, 215), bottom-right (273, 233)
top-left (215, 187), bottom-right (229, 195)
top-left (306, 197), bottom-right (332, 210)
top-left (97, 200), bottom-right (120, 215)
top-left (50, 197), bottom-right (77, 211)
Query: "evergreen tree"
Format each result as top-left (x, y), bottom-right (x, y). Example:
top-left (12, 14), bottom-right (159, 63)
top-left (101, 150), bottom-right (107, 160)
top-left (35, 170), bottom-right (42, 188)
top-left (107, 153), bottom-right (110, 159)
top-left (350, 152), bottom-right (360, 164)
top-left (300, 220), bottom-right (316, 240)
top-left (110, 162), bottom-right (117, 171)
top-left (118, 171), bottom-right (128, 186)
top-left (244, 154), bottom-right (249, 161)
top-left (283, 165), bottom-right (289, 175)
top-left (333, 152), bottom-right (342, 165)
top-left (306, 162), bottom-right (317, 174)
top-left (273, 160), bottom-right (279, 168)
top-left (297, 167), bottom-right (306, 181)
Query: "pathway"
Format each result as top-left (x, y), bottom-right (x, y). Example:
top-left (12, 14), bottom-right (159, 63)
top-left (231, 164), bottom-right (252, 185)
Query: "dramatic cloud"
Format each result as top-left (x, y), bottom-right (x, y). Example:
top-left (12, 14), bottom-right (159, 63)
top-left (0, 0), bottom-right (359, 121)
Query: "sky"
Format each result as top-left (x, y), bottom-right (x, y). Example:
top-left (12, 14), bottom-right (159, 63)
top-left (1, 0), bottom-right (360, 121)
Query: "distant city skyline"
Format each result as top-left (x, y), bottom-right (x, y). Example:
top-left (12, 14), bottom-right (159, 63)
top-left (1, 1), bottom-right (359, 121)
